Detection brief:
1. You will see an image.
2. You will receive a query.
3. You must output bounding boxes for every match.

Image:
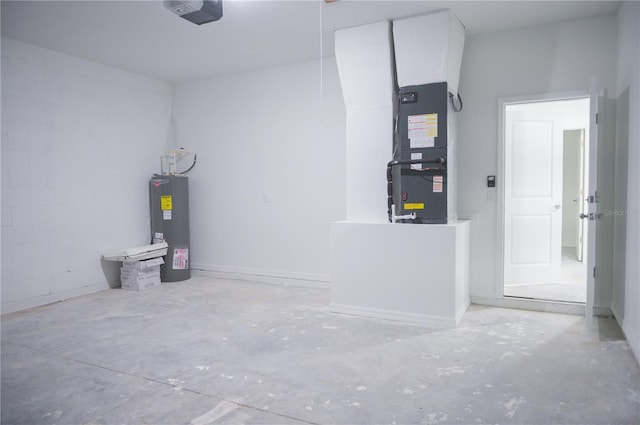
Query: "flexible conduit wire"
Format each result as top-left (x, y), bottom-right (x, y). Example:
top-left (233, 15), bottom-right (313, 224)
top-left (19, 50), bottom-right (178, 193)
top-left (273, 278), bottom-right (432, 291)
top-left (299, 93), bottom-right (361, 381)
top-left (178, 154), bottom-right (197, 175)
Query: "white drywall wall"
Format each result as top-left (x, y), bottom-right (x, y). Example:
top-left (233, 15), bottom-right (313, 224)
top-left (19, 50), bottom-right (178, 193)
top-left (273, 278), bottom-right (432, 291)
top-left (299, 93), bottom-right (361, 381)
top-left (457, 14), bottom-right (618, 309)
top-left (1, 38), bottom-right (172, 312)
top-left (335, 21), bottom-right (394, 223)
top-left (330, 220), bottom-right (470, 327)
top-left (172, 58), bottom-right (345, 282)
top-left (613, 1), bottom-right (640, 363)
top-left (612, 87), bottom-right (629, 323)
top-left (562, 130), bottom-right (581, 248)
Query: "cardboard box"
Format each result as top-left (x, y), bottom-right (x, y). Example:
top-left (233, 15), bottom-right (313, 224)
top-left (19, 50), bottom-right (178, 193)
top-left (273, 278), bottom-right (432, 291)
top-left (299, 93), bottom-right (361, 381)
top-left (120, 259), bottom-right (162, 291)
top-left (121, 264), bottom-right (161, 279)
top-left (122, 257), bottom-right (164, 270)
top-left (121, 271), bottom-right (161, 291)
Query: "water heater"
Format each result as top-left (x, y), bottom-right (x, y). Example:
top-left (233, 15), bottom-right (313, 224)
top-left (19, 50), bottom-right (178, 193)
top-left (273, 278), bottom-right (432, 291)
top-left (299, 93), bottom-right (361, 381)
top-left (149, 175), bottom-right (191, 282)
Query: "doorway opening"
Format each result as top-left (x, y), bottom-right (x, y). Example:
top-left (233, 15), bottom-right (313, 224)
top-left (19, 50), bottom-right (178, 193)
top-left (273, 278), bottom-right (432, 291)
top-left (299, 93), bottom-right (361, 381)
top-left (502, 97), bottom-right (590, 304)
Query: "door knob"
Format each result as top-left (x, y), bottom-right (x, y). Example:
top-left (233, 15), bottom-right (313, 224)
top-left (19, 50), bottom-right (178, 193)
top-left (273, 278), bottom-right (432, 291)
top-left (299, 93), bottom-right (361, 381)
top-left (554, 204), bottom-right (561, 210)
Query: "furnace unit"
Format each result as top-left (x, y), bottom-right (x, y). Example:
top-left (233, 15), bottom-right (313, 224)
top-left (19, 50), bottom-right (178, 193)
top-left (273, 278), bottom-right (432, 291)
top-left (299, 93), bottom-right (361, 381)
top-left (390, 82), bottom-right (458, 224)
top-left (388, 10), bottom-right (465, 224)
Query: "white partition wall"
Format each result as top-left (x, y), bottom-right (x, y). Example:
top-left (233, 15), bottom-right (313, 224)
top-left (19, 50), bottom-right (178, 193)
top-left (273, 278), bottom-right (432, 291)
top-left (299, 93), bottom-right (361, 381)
top-left (331, 221), bottom-right (470, 327)
top-left (335, 21), bottom-right (395, 222)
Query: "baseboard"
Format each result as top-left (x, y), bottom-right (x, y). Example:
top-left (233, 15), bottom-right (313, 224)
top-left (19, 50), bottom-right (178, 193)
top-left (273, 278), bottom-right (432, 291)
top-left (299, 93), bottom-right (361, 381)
top-left (611, 303), bottom-right (623, 323)
top-left (456, 298), bottom-right (471, 323)
top-left (191, 264), bottom-right (330, 289)
top-left (471, 296), bottom-right (587, 315)
top-left (611, 305), bottom-right (640, 366)
top-left (1, 281), bottom-right (109, 315)
top-left (329, 303), bottom-right (459, 328)
top-left (594, 306), bottom-right (614, 317)
top-left (622, 322), bottom-right (640, 366)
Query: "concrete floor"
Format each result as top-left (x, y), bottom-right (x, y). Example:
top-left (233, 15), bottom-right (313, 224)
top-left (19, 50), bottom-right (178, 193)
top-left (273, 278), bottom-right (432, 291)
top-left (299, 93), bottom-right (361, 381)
top-left (505, 248), bottom-right (587, 303)
top-left (2, 276), bottom-right (639, 425)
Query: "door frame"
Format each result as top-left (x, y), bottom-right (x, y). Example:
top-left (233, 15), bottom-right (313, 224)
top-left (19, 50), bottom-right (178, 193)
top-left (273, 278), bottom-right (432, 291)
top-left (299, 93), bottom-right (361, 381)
top-left (496, 90), bottom-right (589, 301)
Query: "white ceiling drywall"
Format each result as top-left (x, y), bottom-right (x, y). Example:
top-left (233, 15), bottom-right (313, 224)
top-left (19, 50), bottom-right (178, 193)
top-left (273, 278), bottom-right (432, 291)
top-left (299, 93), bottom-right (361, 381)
top-left (1, 0), bottom-right (621, 83)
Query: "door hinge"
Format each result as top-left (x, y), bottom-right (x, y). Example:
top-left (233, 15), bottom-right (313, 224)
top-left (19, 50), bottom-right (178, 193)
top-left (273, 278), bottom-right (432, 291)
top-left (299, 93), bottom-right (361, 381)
top-left (596, 113), bottom-right (599, 125)
top-left (593, 267), bottom-right (596, 278)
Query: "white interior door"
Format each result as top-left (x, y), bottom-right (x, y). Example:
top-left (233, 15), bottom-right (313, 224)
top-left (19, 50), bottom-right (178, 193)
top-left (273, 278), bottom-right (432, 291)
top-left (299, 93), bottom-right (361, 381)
top-left (577, 129), bottom-right (587, 262)
top-left (504, 110), bottom-right (564, 285)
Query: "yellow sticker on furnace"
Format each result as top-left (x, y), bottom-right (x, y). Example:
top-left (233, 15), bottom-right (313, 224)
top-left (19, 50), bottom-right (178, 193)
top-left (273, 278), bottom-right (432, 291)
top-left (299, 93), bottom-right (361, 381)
top-left (404, 203), bottom-right (425, 210)
top-left (160, 195), bottom-right (173, 211)
top-left (425, 113), bottom-right (438, 138)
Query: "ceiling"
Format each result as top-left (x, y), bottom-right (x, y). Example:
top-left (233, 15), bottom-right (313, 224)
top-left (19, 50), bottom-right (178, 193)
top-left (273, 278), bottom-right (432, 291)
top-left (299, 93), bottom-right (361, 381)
top-left (1, 0), bottom-right (621, 83)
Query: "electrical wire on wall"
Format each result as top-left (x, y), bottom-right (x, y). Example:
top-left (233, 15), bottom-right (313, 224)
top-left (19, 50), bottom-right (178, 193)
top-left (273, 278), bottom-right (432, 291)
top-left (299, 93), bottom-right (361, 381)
top-left (161, 115), bottom-right (177, 175)
top-left (449, 92), bottom-right (463, 112)
top-left (166, 114), bottom-right (177, 150)
top-left (319, 0), bottom-right (324, 130)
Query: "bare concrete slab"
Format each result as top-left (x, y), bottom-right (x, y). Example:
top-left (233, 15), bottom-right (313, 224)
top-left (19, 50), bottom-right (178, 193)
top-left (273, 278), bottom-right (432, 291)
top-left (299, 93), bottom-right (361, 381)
top-left (2, 276), bottom-right (639, 424)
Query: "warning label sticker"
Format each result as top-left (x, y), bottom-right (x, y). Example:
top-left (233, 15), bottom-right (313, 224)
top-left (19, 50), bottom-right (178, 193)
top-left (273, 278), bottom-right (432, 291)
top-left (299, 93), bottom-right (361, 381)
top-left (173, 248), bottom-right (189, 270)
top-left (410, 136), bottom-right (435, 149)
top-left (433, 176), bottom-right (443, 193)
top-left (411, 152), bottom-right (422, 170)
top-left (160, 195), bottom-right (173, 211)
top-left (404, 203), bottom-right (425, 210)
top-left (408, 113), bottom-right (438, 141)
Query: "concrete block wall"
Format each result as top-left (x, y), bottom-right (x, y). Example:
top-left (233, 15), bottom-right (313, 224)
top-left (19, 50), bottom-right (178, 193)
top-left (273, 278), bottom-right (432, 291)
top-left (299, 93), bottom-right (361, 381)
top-left (1, 38), bottom-right (172, 313)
